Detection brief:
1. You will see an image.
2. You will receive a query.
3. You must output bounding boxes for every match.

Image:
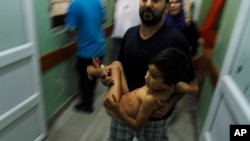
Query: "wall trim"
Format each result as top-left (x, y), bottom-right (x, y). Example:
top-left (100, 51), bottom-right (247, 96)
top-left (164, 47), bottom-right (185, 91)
top-left (40, 25), bottom-right (113, 72)
top-left (40, 42), bottom-right (76, 72)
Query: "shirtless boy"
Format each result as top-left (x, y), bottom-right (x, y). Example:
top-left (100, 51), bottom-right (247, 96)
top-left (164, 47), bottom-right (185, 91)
top-left (87, 48), bottom-right (189, 131)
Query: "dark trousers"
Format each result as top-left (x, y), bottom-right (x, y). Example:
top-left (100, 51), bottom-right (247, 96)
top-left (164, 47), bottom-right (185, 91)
top-left (75, 56), bottom-right (103, 108)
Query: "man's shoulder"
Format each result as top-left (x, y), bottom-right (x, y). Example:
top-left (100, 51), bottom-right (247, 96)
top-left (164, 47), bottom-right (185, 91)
top-left (159, 24), bottom-right (189, 49)
top-left (124, 25), bottom-right (139, 37)
top-left (127, 25), bottom-right (139, 32)
top-left (68, 0), bottom-right (83, 10)
top-left (160, 26), bottom-right (187, 43)
top-left (163, 24), bottom-right (185, 37)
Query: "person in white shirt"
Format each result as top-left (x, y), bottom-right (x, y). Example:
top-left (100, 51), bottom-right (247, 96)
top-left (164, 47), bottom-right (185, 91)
top-left (110, 0), bottom-right (141, 62)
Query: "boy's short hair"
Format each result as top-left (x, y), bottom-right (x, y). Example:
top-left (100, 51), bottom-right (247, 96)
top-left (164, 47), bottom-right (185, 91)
top-left (149, 48), bottom-right (189, 85)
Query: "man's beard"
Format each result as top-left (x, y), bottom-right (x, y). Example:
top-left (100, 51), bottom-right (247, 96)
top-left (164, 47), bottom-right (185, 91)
top-left (139, 7), bottom-right (164, 26)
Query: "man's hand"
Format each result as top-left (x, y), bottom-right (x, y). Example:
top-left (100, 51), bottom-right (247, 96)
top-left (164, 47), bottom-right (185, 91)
top-left (103, 94), bottom-right (120, 113)
top-left (152, 93), bottom-right (184, 118)
top-left (100, 66), bottom-right (114, 86)
top-left (151, 100), bottom-right (174, 118)
top-left (92, 57), bottom-right (101, 68)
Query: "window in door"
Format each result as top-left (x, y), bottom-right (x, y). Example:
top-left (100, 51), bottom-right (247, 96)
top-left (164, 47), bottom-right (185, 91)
top-left (49, 0), bottom-right (71, 29)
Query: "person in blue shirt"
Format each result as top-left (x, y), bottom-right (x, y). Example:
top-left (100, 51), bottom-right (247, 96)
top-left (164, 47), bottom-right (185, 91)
top-left (66, 0), bottom-right (105, 113)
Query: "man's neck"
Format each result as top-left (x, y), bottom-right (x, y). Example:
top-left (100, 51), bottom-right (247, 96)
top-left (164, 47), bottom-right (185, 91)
top-left (139, 20), bottom-right (164, 40)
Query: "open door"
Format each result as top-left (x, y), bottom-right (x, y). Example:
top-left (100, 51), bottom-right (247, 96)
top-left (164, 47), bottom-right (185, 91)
top-left (0, 0), bottom-right (47, 140)
top-left (200, 0), bottom-right (250, 141)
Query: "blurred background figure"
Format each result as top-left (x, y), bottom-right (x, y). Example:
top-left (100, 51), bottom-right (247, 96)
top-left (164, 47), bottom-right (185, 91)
top-left (165, 0), bottom-right (203, 59)
top-left (66, 0), bottom-right (106, 113)
top-left (109, 0), bottom-right (140, 62)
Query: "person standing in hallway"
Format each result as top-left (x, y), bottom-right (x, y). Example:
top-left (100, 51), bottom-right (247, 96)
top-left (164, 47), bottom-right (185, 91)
top-left (66, 0), bottom-right (106, 113)
top-left (101, 0), bottom-right (199, 140)
top-left (165, 0), bottom-right (201, 58)
top-left (110, 0), bottom-right (141, 62)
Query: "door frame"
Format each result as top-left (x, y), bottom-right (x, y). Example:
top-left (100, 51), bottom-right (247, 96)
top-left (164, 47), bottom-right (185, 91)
top-left (0, 0), bottom-right (47, 140)
top-left (200, 0), bottom-right (250, 140)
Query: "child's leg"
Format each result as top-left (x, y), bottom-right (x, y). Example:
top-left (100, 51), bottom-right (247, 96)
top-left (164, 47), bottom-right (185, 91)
top-left (87, 65), bottom-right (103, 80)
top-left (87, 58), bottom-right (103, 80)
top-left (105, 61), bottom-right (129, 101)
top-left (87, 60), bottom-right (129, 100)
top-left (87, 59), bottom-right (129, 117)
top-left (104, 61), bottom-right (129, 118)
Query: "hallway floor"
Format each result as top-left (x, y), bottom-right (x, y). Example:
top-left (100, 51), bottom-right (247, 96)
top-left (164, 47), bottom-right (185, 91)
top-left (44, 81), bottom-right (199, 141)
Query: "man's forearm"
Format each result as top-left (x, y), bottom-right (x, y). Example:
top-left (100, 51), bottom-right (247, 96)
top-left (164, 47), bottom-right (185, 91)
top-left (168, 92), bottom-right (185, 106)
top-left (175, 79), bottom-right (199, 94)
top-left (151, 92), bottom-right (185, 119)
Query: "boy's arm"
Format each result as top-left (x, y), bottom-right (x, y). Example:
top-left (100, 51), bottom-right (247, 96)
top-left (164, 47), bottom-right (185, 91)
top-left (104, 94), bottom-right (155, 132)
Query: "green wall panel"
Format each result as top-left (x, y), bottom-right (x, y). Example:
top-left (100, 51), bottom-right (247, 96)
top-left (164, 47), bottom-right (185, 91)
top-left (197, 0), bottom-right (213, 27)
top-left (197, 75), bottom-right (214, 133)
top-left (213, 0), bottom-right (241, 70)
top-left (42, 58), bottom-right (77, 118)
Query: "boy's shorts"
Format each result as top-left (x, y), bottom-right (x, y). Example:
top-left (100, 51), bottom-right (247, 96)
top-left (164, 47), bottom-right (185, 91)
top-left (108, 111), bottom-right (174, 141)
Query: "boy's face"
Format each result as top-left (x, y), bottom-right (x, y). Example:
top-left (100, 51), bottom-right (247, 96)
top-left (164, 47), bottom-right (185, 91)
top-left (144, 64), bottom-right (167, 90)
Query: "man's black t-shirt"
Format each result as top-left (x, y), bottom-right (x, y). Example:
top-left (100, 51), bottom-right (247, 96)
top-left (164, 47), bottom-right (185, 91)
top-left (118, 23), bottom-right (196, 120)
top-left (119, 23), bottom-right (196, 91)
